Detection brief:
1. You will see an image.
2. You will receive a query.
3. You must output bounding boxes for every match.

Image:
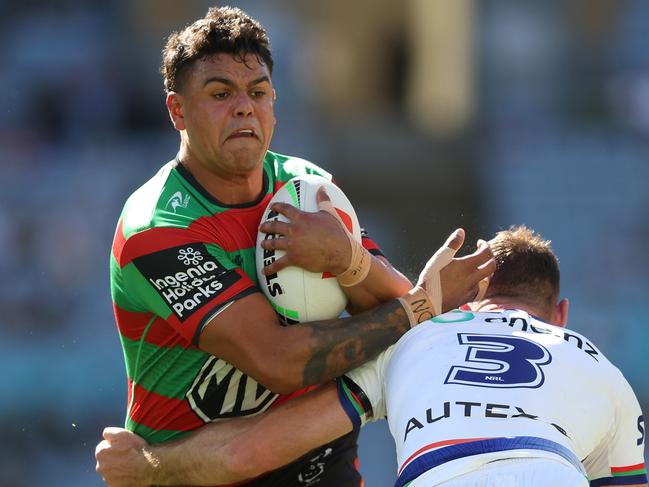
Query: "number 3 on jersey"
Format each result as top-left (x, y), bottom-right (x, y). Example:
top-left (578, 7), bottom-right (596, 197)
top-left (445, 333), bottom-right (552, 389)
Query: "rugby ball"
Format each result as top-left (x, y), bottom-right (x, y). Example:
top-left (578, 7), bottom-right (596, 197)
top-left (256, 175), bottom-right (362, 324)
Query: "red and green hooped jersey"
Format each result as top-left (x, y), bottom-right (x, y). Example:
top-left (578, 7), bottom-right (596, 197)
top-left (110, 151), bottom-right (383, 444)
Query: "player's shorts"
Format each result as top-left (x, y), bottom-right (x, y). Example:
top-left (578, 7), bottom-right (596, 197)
top-left (244, 430), bottom-right (362, 487)
top-left (412, 457), bottom-right (589, 487)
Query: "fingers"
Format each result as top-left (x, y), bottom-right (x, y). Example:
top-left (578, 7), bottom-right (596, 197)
top-left (96, 439), bottom-right (110, 457)
top-left (260, 219), bottom-right (292, 237)
top-left (444, 228), bottom-right (465, 251)
top-left (459, 239), bottom-right (493, 265)
top-left (262, 255), bottom-right (291, 275)
top-left (477, 257), bottom-right (496, 279)
top-left (268, 202), bottom-right (302, 220)
top-left (103, 427), bottom-right (126, 442)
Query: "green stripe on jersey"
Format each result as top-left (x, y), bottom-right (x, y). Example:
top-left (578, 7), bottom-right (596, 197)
top-left (126, 417), bottom-right (194, 445)
top-left (120, 262), bottom-right (174, 318)
top-left (340, 379), bottom-right (366, 419)
top-left (121, 335), bottom-right (208, 399)
top-left (612, 468), bottom-right (647, 477)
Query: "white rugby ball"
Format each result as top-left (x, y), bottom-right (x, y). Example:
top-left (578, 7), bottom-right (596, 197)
top-left (256, 175), bottom-right (362, 324)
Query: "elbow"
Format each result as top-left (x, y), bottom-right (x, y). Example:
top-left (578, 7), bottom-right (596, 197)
top-left (252, 355), bottom-right (305, 395)
top-left (256, 369), bottom-right (303, 395)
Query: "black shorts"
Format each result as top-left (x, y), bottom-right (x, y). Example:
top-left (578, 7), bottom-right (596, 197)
top-left (245, 429), bottom-right (362, 487)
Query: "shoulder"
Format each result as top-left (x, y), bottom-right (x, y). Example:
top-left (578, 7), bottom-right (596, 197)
top-left (119, 161), bottom-right (195, 238)
top-left (264, 150), bottom-right (333, 185)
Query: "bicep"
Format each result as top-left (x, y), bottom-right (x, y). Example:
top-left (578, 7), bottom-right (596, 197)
top-left (197, 291), bottom-right (311, 392)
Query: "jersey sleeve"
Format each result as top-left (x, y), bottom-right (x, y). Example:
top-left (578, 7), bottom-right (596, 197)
top-left (336, 345), bottom-right (395, 430)
top-left (115, 223), bottom-right (257, 345)
top-left (360, 228), bottom-right (385, 258)
top-left (584, 375), bottom-right (647, 486)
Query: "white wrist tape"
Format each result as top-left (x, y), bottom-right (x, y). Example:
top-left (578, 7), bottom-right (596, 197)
top-left (399, 244), bottom-right (457, 327)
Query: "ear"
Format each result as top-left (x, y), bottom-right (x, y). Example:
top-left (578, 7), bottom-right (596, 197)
top-left (551, 298), bottom-right (569, 328)
top-left (166, 92), bottom-right (185, 131)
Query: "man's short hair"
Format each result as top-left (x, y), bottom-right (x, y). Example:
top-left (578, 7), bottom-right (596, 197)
top-left (161, 6), bottom-right (273, 93)
top-left (486, 225), bottom-right (560, 314)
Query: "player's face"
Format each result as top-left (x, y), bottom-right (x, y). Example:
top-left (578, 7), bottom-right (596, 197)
top-left (171, 53), bottom-right (276, 176)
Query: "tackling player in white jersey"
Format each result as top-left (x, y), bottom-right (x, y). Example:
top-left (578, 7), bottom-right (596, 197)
top-left (96, 226), bottom-right (646, 487)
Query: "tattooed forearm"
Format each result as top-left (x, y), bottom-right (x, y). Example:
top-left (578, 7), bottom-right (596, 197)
top-left (302, 300), bottom-right (409, 386)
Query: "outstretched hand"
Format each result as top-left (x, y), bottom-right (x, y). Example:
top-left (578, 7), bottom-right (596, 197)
top-left (95, 427), bottom-right (152, 487)
top-left (400, 229), bottom-right (494, 326)
top-left (426, 229), bottom-right (494, 313)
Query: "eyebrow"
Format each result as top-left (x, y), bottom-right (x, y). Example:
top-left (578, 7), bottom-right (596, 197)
top-left (203, 76), bottom-right (271, 88)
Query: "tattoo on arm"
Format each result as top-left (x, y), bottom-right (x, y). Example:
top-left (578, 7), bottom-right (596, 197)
top-left (302, 300), bottom-right (408, 386)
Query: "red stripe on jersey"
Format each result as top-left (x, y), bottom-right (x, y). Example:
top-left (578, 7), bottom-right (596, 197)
top-left (612, 463), bottom-right (646, 473)
top-left (114, 305), bottom-right (191, 348)
top-left (164, 270), bottom-right (256, 343)
top-left (398, 437), bottom-right (492, 475)
top-left (355, 456), bottom-right (364, 487)
top-left (128, 381), bottom-right (203, 432)
top-left (117, 201), bottom-right (273, 267)
top-left (113, 304), bottom-right (154, 341)
top-left (118, 226), bottom-right (200, 267)
top-left (112, 219), bottom-right (126, 262)
top-left (361, 236), bottom-right (382, 254)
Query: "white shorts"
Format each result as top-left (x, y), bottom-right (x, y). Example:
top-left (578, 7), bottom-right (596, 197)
top-left (411, 457), bottom-right (589, 487)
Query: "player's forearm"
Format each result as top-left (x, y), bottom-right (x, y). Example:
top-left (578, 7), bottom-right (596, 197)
top-left (165, 382), bottom-right (352, 485)
top-left (296, 299), bottom-right (409, 388)
top-left (150, 383), bottom-right (353, 486)
top-left (146, 416), bottom-right (262, 485)
top-left (342, 255), bottom-right (413, 314)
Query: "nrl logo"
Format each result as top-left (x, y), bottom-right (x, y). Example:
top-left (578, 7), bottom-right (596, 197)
top-left (166, 191), bottom-right (191, 213)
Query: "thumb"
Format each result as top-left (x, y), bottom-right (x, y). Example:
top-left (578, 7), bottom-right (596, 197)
top-left (316, 186), bottom-right (338, 218)
top-left (444, 228), bottom-right (465, 252)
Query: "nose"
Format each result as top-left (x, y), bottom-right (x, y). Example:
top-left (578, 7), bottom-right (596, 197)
top-left (233, 92), bottom-right (253, 117)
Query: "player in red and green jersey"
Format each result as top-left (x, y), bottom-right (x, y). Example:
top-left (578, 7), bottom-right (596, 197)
top-left (110, 151), bottom-right (391, 484)
top-left (104, 6), bottom-right (495, 487)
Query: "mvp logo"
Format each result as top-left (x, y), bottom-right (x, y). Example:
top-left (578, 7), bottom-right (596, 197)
top-left (133, 243), bottom-right (241, 322)
top-left (187, 356), bottom-right (278, 421)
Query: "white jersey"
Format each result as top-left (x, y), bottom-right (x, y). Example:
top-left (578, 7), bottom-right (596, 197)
top-left (337, 309), bottom-right (646, 486)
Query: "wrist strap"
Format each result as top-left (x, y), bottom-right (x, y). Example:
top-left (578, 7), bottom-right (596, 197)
top-left (398, 286), bottom-right (438, 327)
top-left (337, 240), bottom-right (371, 287)
top-left (319, 197), bottom-right (371, 287)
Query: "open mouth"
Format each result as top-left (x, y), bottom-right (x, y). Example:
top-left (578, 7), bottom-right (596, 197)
top-left (228, 129), bottom-right (257, 140)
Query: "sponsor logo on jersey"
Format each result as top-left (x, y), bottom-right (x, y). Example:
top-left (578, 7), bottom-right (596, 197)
top-left (402, 400), bottom-right (568, 442)
top-left (133, 243), bottom-right (241, 321)
top-left (187, 356), bottom-right (278, 421)
top-left (165, 191), bottom-right (191, 213)
top-left (483, 315), bottom-right (600, 361)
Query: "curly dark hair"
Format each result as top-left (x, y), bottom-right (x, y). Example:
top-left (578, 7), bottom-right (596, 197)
top-left (486, 225), bottom-right (561, 313)
top-left (161, 6), bottom-right (273, 93)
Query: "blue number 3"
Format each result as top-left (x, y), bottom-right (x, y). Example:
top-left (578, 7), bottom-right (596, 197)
top-left (445, 333), bottom-right (552, 389)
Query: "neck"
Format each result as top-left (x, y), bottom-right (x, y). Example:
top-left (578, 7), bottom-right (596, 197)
top-left (178, 147), bottom-right (264, 205)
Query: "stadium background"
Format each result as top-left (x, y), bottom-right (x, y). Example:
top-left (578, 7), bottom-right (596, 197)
top-left (1, 1), bottom-right (648, 485)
